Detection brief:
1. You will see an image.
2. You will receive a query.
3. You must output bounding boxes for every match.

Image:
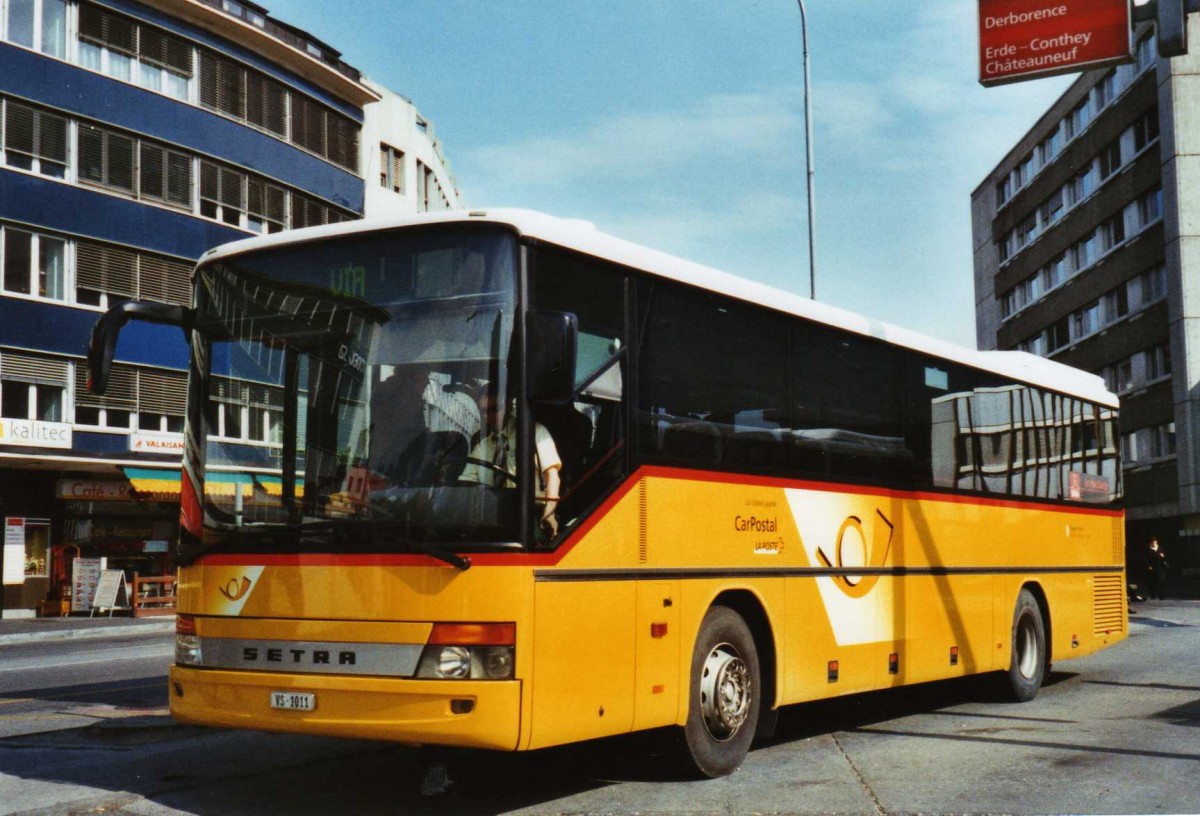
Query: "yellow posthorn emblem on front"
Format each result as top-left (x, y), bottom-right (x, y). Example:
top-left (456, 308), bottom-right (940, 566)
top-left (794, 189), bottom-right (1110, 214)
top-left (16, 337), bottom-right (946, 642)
top-left (219, 576), bottom-right (252, 601)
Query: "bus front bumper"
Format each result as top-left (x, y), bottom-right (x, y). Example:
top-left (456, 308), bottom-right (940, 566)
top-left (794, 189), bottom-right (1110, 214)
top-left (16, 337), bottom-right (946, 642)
top-left (169, 665), bottom-right (522, 751)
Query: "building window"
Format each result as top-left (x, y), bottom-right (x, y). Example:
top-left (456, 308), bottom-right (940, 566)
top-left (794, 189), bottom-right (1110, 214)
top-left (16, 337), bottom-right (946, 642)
top-left (1, 226), bottom-right (65, 300)
top-left (3, 0), bottom-right (66, 57)
top-left (1015, 213), bottom-right (1038, 249)
top-left (1146, 343), bottom-right (1172, 382)
top-left (1101, 358), bottom-right (1133, 394)
top-left (1103, 282), bottom-right (1129, 324)
top-left (247, 178), bottom-right (287, 234)
top-left (2, 99), bottom-right (67, 178)
top-left (1045, 254), bottom-right (1067, 289)
top-left (1069, 97), bottom-right (1092, 137)
top-left (1073, 231), bottom-right (1098, 272)
top-left (199, 159), bottom-right (245, 227)
top-left (1125, 422), bottom-right (1176, 464)
top-left (1038, 125), bottom-right (1062, 164)
top-left (245, 72), bottom-right (287, 137)
top-left (1069, 165), bottom-right (1096, 205)
top-left (1071, 302), bottom-right (1101, 341)
top-left (1093, 69), bottom-right (1118, 110)
top-left (380, 142), bottom-right (405, 193)
top-left (1138, 186), bottom-right (1163, 227)
top-left (1099, 212), bottom-right (1125, 252)
top-left (1141, 265), bottom-right (1168, 304)
top-left (1137, 31), bottom-right (1157, 71)
top-left (1133, 106), bottom-right (1160, 152)
top-left (1047, 316), bottom-right (1071, 353)
top-left (1039, 187), bottom-right (1065, 227)
top-left (77, 123), bottom-right (135, 193)
top-left (79, 3), bottom-right (193, 101)
top-left (996, 176), bottom-right (1011, 207)
top-left (73, 362), bottom-right (134, 428)
top-left (138, 142), bottom-right (193, 208)
top-left (1098, 139), bottom-right (1122, 180)
top-left (0, 352), bottom-right (67, 421)
top-left (75, 240), bottom-right (190, 307)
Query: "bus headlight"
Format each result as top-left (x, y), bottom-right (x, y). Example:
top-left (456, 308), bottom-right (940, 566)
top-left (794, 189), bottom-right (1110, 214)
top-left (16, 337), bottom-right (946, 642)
top-left (415, 623), bottom-right (515, 680)
top-left (175, 615), bottom-right (202, 666)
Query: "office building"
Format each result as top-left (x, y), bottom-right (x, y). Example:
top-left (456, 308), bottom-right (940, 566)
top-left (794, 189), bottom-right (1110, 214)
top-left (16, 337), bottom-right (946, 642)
top-left (973, 25), bottom-right (1200, 591)
top-left (0, 0), bottom-right (458, 616)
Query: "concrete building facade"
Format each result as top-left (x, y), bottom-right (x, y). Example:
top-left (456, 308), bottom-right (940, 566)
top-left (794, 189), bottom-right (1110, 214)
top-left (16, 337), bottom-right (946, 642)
top-left (973, 23), bottom-right (1200, 592)
top-left (0, 0), bottom-right (458, 616)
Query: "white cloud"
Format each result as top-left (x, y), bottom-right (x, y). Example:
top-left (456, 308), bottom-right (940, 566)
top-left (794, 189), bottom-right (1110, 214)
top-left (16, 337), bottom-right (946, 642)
top-left (462, 91), bottom-right (802, 192)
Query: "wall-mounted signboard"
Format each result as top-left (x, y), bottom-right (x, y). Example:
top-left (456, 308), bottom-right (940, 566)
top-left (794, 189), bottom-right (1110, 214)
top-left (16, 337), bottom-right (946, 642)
top-left (979, 0), bottom-right (1132, 86)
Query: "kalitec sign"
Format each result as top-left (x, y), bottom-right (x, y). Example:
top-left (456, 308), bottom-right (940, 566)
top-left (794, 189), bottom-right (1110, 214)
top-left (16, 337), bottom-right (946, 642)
top-left (979, 0), bottom-right (1132, 86)
top-left (0, 418), bottom-right (71, 449)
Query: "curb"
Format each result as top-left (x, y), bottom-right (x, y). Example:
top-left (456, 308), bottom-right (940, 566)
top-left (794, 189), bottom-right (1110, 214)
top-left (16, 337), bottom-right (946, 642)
top-left (0, 618), bottom-right (175, 646)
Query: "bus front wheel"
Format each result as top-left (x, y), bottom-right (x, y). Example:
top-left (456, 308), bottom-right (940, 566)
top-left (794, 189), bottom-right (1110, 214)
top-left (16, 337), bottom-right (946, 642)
top-left (1006, 588), bottom-right (1047, 702)
top-left (681, 606), bottom-right (760, 778)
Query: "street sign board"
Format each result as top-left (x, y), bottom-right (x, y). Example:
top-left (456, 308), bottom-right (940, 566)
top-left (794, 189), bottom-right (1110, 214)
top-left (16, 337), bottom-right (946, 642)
top-left (979, 0), bottom-right (1132, 86)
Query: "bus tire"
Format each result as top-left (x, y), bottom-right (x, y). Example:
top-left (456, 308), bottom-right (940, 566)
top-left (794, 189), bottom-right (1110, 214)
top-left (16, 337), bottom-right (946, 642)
top-left (682, 605), bottom-right (760, 778)
top-left (1006, 588), bottom-right (1046, 702)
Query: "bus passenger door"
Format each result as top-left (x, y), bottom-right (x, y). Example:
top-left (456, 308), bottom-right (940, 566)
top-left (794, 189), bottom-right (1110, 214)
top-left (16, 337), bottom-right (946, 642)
top-left (633, 579), bottom-right (681, 730)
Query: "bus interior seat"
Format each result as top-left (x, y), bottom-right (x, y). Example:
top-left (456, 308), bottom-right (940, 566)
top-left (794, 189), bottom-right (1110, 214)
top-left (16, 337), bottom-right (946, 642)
top-left (661, 419), bottom-right (724, 463)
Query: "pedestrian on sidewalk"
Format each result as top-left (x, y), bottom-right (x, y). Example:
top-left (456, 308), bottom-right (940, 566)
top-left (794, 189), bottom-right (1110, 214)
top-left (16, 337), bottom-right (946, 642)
top-left (1146, 538), bottom-right (1170, 600)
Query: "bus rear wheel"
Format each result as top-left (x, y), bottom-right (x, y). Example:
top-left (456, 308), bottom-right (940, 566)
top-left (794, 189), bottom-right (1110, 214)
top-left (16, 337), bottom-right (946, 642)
top-left (1006, 588), bottom-right (1047, 702)
top-left (681, 606), bottom-right (760, 778)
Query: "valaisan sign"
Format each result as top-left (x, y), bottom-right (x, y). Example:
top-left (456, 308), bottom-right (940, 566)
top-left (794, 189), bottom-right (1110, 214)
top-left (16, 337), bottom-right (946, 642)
top-left (979, 0), bottom-right (1132, 86)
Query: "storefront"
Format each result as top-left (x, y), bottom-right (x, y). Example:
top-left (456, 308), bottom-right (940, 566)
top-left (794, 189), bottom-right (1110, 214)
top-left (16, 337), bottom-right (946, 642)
top-left (0, 469), bottom-right (179, 617)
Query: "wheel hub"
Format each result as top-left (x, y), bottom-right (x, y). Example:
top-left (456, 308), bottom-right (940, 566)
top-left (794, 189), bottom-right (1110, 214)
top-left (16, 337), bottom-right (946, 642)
top-left (1016, 614), bottom-right (1039, 679)
top-left (700, 642), bottom-right (751, 741)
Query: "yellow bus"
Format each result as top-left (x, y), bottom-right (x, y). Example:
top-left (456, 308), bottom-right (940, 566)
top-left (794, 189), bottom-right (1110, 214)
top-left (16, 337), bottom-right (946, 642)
top-left (88, 209), bottom-right (1126, 777)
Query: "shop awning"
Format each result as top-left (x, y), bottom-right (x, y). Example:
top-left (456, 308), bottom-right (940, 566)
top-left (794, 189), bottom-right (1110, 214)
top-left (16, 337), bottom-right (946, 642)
top-left (122, 468), bottom-right (293, 500)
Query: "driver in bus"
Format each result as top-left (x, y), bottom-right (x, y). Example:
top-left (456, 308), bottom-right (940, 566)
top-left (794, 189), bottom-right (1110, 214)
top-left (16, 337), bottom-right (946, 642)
top-left (460, 391), bottom-right (562, 537)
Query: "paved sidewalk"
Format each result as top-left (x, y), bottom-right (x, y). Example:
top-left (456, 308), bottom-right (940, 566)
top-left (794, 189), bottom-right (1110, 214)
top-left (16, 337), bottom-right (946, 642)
top-left (0, 614), bottom-right (174, 646)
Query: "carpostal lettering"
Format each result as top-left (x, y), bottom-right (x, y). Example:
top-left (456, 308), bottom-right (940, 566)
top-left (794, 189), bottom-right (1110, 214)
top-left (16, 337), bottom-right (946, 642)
top-left (734, 515), bottom-right (777, 533)
top-left (984, 5), bottom-right (1067, 29)
top-left (243, 646), bottom-right (357, 665)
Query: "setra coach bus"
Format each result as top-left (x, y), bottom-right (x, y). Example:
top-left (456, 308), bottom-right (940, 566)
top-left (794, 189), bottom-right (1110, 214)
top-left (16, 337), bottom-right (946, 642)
top-left (88, 209), bottom-right (1126, 777)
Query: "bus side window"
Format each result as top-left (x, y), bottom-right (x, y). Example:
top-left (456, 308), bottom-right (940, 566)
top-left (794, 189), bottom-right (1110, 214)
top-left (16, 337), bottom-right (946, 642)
top-left (636, 280), bottom-right (789, 471)
top-left (790, 324), bottom-right (908, 483)
top-left (529, 248), bottom-right (628, 528)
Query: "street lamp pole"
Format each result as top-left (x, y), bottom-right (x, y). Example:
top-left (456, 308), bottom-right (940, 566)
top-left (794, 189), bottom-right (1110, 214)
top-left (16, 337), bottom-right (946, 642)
top-left (796, 0), bottom-right (816, 300)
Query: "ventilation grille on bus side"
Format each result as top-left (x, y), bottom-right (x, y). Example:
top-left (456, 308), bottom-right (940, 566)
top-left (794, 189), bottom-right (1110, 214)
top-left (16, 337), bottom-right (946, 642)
top-left (638, 479), bottom-right (648, 564)
top-left (1093, 574), bottom-right (1125, 635)
top-left (1112, 523), bottom-right (1124, 565)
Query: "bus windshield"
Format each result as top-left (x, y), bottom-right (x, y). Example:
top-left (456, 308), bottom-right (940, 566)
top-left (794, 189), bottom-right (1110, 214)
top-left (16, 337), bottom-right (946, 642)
top-left (189, 227), bottom-right (520, 553)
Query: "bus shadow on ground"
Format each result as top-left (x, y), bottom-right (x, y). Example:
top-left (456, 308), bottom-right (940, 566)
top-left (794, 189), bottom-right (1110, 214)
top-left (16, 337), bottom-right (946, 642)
top-left (769, 670), bottom-right (1079, 744)
top-left (0, 671), bottom-right (1079, 816)
top-left (0, 675), bottom-right (170, 710)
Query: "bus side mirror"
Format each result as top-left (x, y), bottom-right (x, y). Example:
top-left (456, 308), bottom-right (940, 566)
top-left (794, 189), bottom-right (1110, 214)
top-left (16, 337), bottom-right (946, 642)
top-left (526, 310), bottom-right (577, 403)
top-left (88, 301), bottom-right (193, 395)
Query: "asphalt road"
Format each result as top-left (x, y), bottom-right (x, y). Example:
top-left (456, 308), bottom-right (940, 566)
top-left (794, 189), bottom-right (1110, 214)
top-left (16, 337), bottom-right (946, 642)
top-left (0, 601), bottom-right (1197, 815)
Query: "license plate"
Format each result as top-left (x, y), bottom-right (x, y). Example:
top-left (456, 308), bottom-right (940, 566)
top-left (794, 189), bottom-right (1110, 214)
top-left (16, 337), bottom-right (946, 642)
top-left (270, 691), bottom-right (315, 711)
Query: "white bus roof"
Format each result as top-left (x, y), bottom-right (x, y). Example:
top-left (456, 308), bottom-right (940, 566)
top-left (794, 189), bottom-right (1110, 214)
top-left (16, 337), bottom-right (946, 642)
top-left (200, 208), bottom-right (1117, 408)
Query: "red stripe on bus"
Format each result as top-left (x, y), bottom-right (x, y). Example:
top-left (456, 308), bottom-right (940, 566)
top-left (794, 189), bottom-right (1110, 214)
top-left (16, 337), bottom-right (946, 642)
top-left (195, 465), bottom-right (1120, 568)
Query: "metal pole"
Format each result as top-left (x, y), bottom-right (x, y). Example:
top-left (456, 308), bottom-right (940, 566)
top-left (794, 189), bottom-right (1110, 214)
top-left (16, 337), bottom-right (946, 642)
top-left (797, 0), bottom-right (817, 300)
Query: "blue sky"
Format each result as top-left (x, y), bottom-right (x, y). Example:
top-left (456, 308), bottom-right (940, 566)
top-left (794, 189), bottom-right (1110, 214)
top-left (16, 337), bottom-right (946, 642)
top-left (265, 1), bottom-right (1074, 347)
